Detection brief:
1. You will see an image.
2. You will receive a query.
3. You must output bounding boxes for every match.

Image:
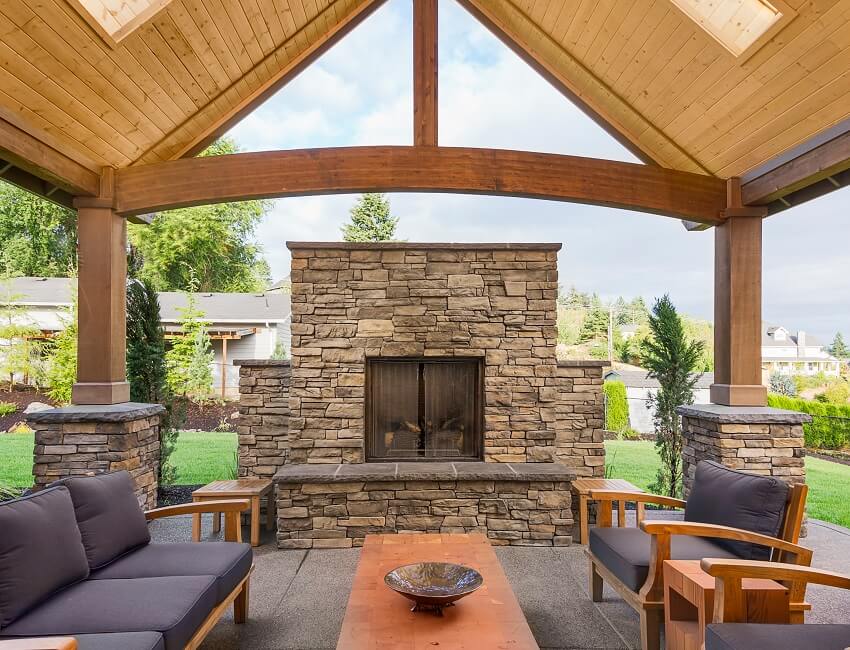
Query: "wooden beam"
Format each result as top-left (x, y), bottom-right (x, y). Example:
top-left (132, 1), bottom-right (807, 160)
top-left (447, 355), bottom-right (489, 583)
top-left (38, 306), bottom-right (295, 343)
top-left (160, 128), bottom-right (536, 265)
top-left (0, 162), bottom-right (75, 209)
top-left (0, 117), bottom-right (99, 196)
top-left (741, 126), bottom-right (850, 206)
top-left (711, 179), bottom-right (767, 407)
top-left (413, 0), bottom-right (438, 146)
top-left (114, 146), bottom-right (728, 223)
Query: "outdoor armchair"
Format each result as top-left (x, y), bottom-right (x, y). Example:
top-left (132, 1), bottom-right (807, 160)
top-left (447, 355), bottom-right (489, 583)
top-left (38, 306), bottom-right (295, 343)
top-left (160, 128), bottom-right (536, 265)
top-left (585, 460), bottom-right (809, 650)
top-left (0, 471), bottom-right (254, 650)
top-left (701, 558), bottom-right (850, 650)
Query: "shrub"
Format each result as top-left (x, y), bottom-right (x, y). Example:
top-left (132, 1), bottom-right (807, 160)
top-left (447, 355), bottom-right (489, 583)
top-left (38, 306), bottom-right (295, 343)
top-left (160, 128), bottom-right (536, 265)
top-left (767, 394), bottom-right (850, 449)
top-left (0, 402), bottom-right (16, 417)
top-left (604, 380), bottom-right (629, 433)
top-left (769, 372), bottom-right (796, 397)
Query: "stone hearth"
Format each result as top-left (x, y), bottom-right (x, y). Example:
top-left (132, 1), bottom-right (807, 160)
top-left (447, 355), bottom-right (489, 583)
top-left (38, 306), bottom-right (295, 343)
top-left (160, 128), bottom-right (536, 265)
top-left (236, 242), bottom-right (606, 547)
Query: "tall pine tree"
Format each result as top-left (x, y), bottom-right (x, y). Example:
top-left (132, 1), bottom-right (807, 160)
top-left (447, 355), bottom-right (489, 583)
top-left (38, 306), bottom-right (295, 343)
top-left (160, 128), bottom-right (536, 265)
top-left (830, 332), bottom-right (849, 358)
top-left (341, 193), bottom-right (398, 242)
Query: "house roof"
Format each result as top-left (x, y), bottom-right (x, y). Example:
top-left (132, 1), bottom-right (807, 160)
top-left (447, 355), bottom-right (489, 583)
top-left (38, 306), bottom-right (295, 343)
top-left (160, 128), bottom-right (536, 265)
top-left (1, 0), bottom-right (849, 216)
top-left (604, 369), bottom-right (714, 390)
top-left (762, 323), bottom-right (824, 348)
top-left (1, 277), bottom-right (291, 325)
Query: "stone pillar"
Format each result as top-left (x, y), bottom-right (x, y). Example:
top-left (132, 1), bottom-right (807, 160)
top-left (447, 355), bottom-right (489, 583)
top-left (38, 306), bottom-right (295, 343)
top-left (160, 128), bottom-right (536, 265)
top-left (554, 360), bottom-right (607, 478)
top-left (234, 360), bottom-right (291, 478)
top-left (28, 403), bottom-right (165, 510)
top-left (678, 404), bottom-right (809, 497)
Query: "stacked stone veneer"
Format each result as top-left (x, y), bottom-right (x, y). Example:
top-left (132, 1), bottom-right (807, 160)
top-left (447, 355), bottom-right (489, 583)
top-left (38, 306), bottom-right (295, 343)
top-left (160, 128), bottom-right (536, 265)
top-left (678, 405), bottom-right (809, 497)
top-left (554, 360), bottom-right (606, 478)
top-left (27, 403), bottom-right (164, 510)
top-left (235, 360), bottom-right (291, 478)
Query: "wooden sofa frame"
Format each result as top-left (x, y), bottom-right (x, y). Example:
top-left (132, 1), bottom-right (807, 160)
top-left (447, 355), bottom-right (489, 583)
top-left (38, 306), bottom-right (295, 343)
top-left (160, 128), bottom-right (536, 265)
top-left (701, 558), bottom-right (850, 624)
top-left (0, 499), bottom-right (253, 650)
top-left (585, 483), bottom-right (810, 650)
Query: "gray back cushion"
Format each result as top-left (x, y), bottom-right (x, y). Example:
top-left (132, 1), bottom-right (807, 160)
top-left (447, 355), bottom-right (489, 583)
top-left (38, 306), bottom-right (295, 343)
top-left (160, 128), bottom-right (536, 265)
top-left (55, 472), bottom-right (151, 570)
top-left (0, 486), bottom-right (89, 628)
top-left (685, 460), bottom-right (789, 560)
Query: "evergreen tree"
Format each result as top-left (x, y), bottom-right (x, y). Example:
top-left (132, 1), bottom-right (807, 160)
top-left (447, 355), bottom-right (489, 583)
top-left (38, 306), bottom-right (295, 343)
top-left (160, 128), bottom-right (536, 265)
top-left (641, 295), bottom-right (704, 497)
top-left (341, 193), bottom-right (398, 242)
top-left (44, 301), bottom-right (77, 404)
top-left (0, 276), bottom-right (43, 390)
top-left (165, 278), bottom-right (214, 402)
top-left (579, 306), bottom-right (609, 342)
top-left (830, 332), bottom-right (849, 358)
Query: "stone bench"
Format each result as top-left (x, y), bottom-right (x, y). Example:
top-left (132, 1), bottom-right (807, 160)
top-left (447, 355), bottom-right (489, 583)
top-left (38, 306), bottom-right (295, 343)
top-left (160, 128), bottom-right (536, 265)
top-left (274, 462), bottom-right (576, 548)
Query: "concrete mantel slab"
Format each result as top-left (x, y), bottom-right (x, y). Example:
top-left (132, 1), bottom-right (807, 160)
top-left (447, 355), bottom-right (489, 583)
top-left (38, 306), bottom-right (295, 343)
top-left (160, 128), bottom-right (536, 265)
top-left (677, 404), bottom-right (811, 424)
top-left (26, 402), bottom-right (165, 424)
top-left (286, 241), bottom-right (562, 251)
top-left (275, 462), bottom-right (576, 484)
top-left (557, 360), bottom-right (610, 367)
top-left (233, 359), bottom-right (291, 367)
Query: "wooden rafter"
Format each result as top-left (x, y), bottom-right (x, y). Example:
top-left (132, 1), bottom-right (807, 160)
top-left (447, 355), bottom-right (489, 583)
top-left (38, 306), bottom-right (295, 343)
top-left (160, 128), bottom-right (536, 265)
top-left (413, 0), bottom-right (438, 146)
top-left (114, 146), bottom-right (727, 223)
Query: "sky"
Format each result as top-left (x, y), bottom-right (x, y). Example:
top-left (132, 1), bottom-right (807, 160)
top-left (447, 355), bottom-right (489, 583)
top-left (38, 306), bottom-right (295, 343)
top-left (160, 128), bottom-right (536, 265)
top-left (227, 0), bottom-right (849, 343)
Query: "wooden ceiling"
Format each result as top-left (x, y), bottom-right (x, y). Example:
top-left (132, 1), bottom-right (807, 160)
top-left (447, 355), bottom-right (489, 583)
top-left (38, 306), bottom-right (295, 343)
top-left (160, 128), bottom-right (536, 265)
top-left (1, 0), bottom-right (849, 203)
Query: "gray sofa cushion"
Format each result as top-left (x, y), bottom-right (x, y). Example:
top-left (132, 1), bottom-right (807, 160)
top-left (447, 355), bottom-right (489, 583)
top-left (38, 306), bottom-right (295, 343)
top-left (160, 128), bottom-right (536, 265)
top-left (91, 542), bottom-right (252, 603)
top-left (0, 487), bottom-right (89, 628)
top-left (52, 472), bottom-right (151, 569)
top-left (706, 623), bottom-right (850, 650)
top-left (685, 460), bottom-right (789, 560)
top-left (589, 527), bottom-right (738, 592)
top-left (0, 633), bottom-right (166, 650)
top-left (0, 576), bottom-right (217, 650)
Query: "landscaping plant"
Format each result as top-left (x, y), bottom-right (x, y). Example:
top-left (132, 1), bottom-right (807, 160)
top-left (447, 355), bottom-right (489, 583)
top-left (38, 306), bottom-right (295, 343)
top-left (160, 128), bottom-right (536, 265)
top-left (603, 380), bottom-right (629, 434)
top-left (640, 295), bottom-right (704, 498)
top-left (165, 273), bottom-right (214, 403)
top-left (44, 299), bottom-right (77, 404)
top-left (0, 275), bottom-right (44, 390)
top-left (341, 193), bottom-right (399, 242)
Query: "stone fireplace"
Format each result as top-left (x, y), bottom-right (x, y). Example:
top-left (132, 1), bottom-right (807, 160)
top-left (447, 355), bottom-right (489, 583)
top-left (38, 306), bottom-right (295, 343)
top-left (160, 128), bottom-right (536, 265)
top-left (236, 242), bottom-right (606, 548)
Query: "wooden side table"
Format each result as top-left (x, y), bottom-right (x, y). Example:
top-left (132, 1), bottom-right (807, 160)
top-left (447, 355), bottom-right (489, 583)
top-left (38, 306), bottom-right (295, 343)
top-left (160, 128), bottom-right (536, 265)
top-left (663, 560), bottom-right (790, 650)
top-left (572, 477), bottom-right (644, 544)
top-left (192, 478), bottom-right (275, 547)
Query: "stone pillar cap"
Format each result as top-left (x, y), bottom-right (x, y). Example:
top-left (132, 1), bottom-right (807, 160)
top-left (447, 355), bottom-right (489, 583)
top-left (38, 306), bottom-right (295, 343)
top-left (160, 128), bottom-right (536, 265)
top-left (677, 404), bottom-right (811, 424)
top-left (26, 402), bottom-right (166, 424)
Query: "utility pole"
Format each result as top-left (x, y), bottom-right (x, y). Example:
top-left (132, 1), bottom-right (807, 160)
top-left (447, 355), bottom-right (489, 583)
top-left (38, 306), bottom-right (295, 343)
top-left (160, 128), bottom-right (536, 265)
top-left (608, 306), bottom-right (614, 363)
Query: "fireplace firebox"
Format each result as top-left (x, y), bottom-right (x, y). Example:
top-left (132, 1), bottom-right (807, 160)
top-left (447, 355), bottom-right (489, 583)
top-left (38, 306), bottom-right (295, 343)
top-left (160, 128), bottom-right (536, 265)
top-left (366, 358), bottom-right (483, 461)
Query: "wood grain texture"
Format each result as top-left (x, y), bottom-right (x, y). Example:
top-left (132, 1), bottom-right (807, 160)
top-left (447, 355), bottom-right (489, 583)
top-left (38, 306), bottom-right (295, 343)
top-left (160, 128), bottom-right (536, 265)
top-left (413, 0), bottom-right (438, 146)
top-left (114, 146), bottom-right (728, 222)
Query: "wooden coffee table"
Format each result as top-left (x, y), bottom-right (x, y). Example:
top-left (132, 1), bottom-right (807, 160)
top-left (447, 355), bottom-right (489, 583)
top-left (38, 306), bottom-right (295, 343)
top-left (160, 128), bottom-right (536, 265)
top-left (663, 560), bottom-right (791, 650)
top-left (191, 478), bottom-right (274, 547)
top-left (572, 477), bottom-right (644, 544)
top-left (337, 534), bottom-right (539, 649)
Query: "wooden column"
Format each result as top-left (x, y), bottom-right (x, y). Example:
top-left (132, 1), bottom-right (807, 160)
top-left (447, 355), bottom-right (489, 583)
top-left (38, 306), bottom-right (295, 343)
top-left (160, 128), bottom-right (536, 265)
top-left (72, 169), bottom-right (130, 405)
top-left (710, 179), bottom-right (768, 407)
top-left (413, 0), bottom-right (438, 146)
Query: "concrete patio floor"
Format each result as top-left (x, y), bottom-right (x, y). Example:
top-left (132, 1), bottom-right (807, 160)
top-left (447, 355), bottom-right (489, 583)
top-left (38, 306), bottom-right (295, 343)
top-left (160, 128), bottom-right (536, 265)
top-left (150, 513), bottom-right (850, 650)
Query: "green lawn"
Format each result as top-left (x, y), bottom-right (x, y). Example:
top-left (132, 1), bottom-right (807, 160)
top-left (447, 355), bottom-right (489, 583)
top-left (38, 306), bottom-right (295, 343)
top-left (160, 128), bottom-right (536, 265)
top-left (605, 439), bottom-right (850, 529)
top-left (0, 431), bottom-right (237, 488)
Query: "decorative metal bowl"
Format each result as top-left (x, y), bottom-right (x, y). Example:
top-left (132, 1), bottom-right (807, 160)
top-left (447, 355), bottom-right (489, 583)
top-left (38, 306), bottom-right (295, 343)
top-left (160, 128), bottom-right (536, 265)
top-left (384, 562), bottom-right (484, 614)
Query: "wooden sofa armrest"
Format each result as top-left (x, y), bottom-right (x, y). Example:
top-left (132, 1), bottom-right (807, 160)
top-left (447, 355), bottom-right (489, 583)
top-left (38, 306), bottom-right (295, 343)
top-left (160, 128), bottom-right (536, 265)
top-left (701, 559), bottom-right (850, 624)
top-left (0, 638), bottom-right (77, 650)
top-left (589, 490), bottom-right (686, 509)
top-left (635, 520), bottom-right (813, 605)
top-left (145, 499), bottom-right (250, 542)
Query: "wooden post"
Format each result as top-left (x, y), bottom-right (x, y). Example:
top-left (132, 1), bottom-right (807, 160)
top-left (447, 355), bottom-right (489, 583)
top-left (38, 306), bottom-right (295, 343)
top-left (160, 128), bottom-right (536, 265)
top-left (413, 0), bottom-right (438, 146)
top-left (710, 178), bottom-right (768, 407)
top-left (72, 168), bottom-right (130, 405)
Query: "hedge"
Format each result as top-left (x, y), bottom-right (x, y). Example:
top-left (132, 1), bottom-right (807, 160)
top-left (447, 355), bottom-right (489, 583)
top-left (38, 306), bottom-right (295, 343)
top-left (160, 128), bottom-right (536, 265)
top-left (767, 393), bottom-right (850, 449)
top-left (604, 380), bottom-right (629, 433)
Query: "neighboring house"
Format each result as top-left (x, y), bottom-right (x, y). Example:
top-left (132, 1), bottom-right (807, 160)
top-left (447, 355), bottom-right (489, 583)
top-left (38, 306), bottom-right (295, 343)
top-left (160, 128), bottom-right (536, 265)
top-left (762, 323), bottom-right (840, 377)
top-left (619, 323), bottom-right (639, 340)
top-left (604, 369), bottom-right (713, 434)
top-left (0, 277), bottom-right (291, 398)
top-left (266, 276), bottom-right (291, 294)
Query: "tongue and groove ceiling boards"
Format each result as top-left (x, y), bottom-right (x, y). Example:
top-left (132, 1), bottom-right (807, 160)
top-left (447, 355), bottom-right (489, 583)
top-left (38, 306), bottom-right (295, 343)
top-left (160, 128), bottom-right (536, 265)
top-left (0, 0), bottom-right (849, 211)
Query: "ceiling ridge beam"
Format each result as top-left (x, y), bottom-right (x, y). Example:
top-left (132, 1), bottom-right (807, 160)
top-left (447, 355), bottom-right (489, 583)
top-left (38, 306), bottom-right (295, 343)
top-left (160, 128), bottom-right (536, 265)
top-left (458, 0), bottom-right (712, 175)
top-left (114, 146), bottom-right (727, 223)
top-left (133, 0), bottom-right (386, 164)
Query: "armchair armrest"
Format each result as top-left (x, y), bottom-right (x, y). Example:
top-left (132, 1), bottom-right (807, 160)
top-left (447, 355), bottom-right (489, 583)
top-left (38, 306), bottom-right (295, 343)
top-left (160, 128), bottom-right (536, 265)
top-left (145, 499), bottom-right (250, 543)
top-left (0, 639), bottom-right (77, 650)
top-left (700, 559), bottom-right (850, 623)
top-left (589, 490), bottom-right (686, 509)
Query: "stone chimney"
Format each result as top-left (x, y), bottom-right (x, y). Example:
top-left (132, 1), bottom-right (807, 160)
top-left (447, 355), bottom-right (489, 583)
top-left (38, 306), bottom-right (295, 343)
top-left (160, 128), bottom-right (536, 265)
top-left (797, 331), bottom-right (806, 355)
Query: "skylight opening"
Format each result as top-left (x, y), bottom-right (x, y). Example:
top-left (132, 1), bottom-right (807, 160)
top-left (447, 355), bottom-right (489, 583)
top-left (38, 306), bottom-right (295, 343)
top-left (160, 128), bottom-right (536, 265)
top-left (68, 0), bottom-right (175, 48)
top-left (670, 0), bottom-right (796, 60)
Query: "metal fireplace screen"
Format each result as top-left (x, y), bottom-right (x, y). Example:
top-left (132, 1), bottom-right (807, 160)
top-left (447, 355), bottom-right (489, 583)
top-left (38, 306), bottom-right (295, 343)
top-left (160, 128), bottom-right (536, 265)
top-left (366, 358), bottom-right (482, 461)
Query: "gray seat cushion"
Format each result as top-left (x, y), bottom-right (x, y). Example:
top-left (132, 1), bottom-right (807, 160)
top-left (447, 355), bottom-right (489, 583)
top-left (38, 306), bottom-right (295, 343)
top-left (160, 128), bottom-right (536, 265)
top-left (706, 623), bottom-right (850, 650)
top-left (0, 576), bottom-right (217, 650)
top-left (685, 460), bottom-right (789, 560)
top-left (91, 542), bottom-right (252, 603)
top-left (0, 633), bottom-right (166, 650)
top-left (50, 472), bottom-right (151, 570)
top-left (589, 527), bottom-right (739, 592)
top-left (0, 486), bottom-right (89, 628)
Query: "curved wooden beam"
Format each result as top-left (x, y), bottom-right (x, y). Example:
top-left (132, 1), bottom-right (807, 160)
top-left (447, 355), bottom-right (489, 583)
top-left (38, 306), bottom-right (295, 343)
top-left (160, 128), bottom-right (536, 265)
top-left (115, 146), bottom-right (727, 223)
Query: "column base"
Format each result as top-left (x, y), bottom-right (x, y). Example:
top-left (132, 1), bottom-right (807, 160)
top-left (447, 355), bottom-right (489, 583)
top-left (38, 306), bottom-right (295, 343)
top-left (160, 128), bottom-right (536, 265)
top-left (72, 381), bottom-right (131, 405)
top-left (709, 383), bottom-right (767, 407)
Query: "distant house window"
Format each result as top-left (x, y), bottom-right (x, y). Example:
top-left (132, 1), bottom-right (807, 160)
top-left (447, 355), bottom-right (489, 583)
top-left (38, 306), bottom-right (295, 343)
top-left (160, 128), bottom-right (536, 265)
top-left (670, 0), bottom-right (796, 61)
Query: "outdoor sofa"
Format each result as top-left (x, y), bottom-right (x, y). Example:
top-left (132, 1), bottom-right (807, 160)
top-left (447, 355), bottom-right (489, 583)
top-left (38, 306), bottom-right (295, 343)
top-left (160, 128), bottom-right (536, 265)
top-left (701, 558), bottom-right (850, 650)
top-left (0, 471), bottom-right (253, 650)
top-left (586, 460), bottom-right (811, 650)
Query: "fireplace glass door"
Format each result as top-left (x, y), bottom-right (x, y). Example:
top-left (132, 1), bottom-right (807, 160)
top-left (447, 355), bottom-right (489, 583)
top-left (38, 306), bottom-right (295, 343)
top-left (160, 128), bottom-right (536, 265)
top-left (367, 359), bottom-right (481, 461)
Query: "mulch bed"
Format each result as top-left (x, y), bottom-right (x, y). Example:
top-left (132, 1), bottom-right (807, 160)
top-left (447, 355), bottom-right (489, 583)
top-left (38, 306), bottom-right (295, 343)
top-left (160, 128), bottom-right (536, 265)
top-left (0, 386), bottom-right (57, 431)
top-left (158, 484), bottom-right (202, 507)
top-left (807, 449), bottom-right (850, 467)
